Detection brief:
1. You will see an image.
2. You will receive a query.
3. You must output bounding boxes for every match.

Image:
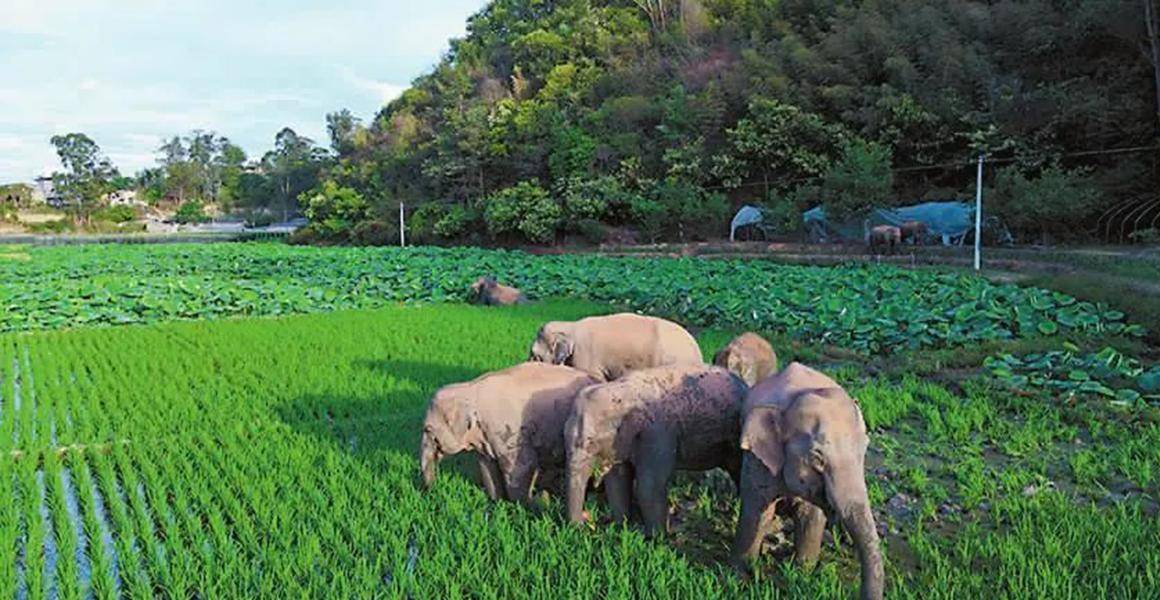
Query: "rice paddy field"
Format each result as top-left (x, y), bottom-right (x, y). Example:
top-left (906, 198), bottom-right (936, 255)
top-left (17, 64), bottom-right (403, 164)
top-left (0, 242), bottom-right (1157, 598)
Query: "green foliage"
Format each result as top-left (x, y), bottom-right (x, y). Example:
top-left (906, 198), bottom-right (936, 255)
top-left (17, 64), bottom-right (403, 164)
top-left (645, 179), bottom-right (730, 242)
top-left (92, 204), bottom-right (137, 224)
top-left (760, 192), bottom-right (804, 234)
top-left (433, 205), bottom-right (480, 240)
top-left (818, 139), bottom-right (894, 220)
top-left (26, 219), bottom-right (73, 234)
top-left (49, 132), bottom-right (119, 223)
top-left (301, 180), bottom-right (370, 239)
top-left (0, 245), bottom-right (1139, 352)
top-left (988, 166), bottom-right (1101, 242)
top-left (723, 98), bottom-right (845, 190)
top-left (484, 182), bottom-right (561, 243)
top-left (986, 345), bottom-right (1160, 405)
top-left (173, 201), bottom-right (209, 224)
top-left (317, 0), bottom-right (1156, 243)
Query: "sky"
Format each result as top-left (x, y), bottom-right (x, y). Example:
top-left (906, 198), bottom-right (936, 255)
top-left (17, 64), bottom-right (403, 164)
top-left (0, 0), bottom-right (488, 182)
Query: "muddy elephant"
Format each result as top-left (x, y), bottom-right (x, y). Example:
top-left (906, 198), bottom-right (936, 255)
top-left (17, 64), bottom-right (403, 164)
top-left (866, 225), bottom-right (901, 254)
top-left (899, 220), bottom-right (927, 246)
top-left (564, 364), bottom-right (747, 537)
top-left (732, 362), bottom-right (883, 600)
top-left (420, 362), bottom-right (597, 503)
top-left (713, 332), bottom-right (778, 387)
top-left (470, 276), bottom-right (527, 306)
top-left (529, 313), bottom-right (703, 381)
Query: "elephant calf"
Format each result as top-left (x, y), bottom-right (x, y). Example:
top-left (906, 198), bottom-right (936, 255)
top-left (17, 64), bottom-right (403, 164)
top-left (564, 364), bottom-right (747, 537)
top-left (471, 276), bottom-right (527, 306)
top-left (713, 332), bottom-right (778, 387)
top-left (529, 313), bottom-right (703, 381)
top-left (866, 225), bottom-right (901, 254)
top-left (420, 362), bottom-right (597, 503)
top-left (733, 362), bottom-right (884, 600)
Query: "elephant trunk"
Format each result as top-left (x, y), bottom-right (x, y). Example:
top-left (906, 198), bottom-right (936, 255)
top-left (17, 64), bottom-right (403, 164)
top-left (731, 484), bottom-right (767, 565)
top-left (419, 431), bottom-right (440, 489)
top-left (566, 451), bottom-right (592, 524)
top-left (829, 469), bottom-right (884, 600)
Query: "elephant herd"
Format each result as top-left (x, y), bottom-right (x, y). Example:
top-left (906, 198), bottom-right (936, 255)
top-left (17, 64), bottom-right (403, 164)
top-left (866, 220), bottom-right (927, 254)
top-left (420, 308), bottom-right (883, 599)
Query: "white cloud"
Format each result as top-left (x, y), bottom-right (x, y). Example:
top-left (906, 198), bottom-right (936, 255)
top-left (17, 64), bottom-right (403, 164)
top-left (339, 68), bottom-right (408, 104)
top-left (0, 0), bottom-right (489, 181)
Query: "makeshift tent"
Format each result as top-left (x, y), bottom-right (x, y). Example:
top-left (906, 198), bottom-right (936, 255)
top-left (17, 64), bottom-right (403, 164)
top-left (803, 200), bottom-right (975, 245)
top-left (729, 205), bottom-right (768, 241)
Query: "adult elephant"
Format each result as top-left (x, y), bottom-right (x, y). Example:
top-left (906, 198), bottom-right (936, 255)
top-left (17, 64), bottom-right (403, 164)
top-left (732, 362), bottom-right (884, 600)
top-left (564, 364), bottom-right (747, 537)
top-left (899, 220), bottom-right (928, 246)
top-left (866, 225), bottom-right (901, 254)
top-left (528, 313), bottom-right (703, 381)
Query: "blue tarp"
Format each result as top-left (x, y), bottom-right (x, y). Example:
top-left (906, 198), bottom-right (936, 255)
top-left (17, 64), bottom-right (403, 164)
top-left (730, 205), bottom-right (765, 240)
top-left (803, 200), bottom-right (975, 245)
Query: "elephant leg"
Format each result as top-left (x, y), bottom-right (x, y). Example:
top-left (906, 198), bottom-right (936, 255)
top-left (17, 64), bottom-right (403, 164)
top-left (724, 453), bottom-right (742, 495)
top-left (793, 498), bottom-right (827, 567)
top-left (477, 455), bottom-right (504, 501)
top-left (633, 426), bottom-right (677, 538)
top-left (604, 463), bottom-right (633, 523)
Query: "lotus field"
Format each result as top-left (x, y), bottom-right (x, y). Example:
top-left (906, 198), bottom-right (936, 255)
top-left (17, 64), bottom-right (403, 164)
top-left (0, 243), bottom-right (1157, 598)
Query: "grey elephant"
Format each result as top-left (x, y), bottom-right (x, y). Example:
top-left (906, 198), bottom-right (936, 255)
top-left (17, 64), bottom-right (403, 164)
top-left (470, 276), bottom-right (528, 306)
top-left (420, 362), bottom-right (597, 503)
top-left (899, 220), bottom-right (927, 246)
top-left (866, 225), bottom-right (901, 254)
top-left (564, 364), bottom-right (747, 537)
top-left (529, 313), bottom-right (703, 381)
top-left (732, 362), bottom-right (883, 600)
top-left (713, 332), bottom-right (778, 387)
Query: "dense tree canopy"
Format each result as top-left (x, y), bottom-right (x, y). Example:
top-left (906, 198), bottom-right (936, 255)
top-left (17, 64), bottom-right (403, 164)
top-left (305, 0), bottom-right (1158, 244)
top-left (308, 0), bottom-right (1160, 243)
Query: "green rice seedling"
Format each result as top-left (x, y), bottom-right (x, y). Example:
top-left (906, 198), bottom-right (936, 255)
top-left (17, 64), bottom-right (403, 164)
top-left (0, 460), bottom-right (17, 599)
top-left (0, 296), bottom-right (1153, 598)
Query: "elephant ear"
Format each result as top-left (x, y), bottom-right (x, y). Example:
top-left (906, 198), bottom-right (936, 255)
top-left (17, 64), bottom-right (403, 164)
top-left (740, 406), bottom-right (783, 476)
top-left (551, 332), bottom-right (574, 365)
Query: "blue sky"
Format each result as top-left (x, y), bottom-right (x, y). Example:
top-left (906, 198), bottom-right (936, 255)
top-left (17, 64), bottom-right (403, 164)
top-left (0, 0), bottom-right (487, 182)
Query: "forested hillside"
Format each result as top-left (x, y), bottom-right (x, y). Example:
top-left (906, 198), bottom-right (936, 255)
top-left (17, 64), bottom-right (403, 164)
top-left (304, 0), bottom-right (1160, 245)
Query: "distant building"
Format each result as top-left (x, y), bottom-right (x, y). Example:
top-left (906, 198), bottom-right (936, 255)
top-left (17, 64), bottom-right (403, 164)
top-left (33, 176), bottom-right (63, 208)
top-left (104, 189), bottom-right (143, 207)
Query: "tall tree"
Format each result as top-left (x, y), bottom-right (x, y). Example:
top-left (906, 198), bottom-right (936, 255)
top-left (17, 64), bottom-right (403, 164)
top-left (1146, 0), bottom-right (1160, 126)
top-left (49, 133), bottom-right (118, 224)
top-left (326, 109), bottom-right (363, 156)
top-left (262, 128), bottom-right (328, 221)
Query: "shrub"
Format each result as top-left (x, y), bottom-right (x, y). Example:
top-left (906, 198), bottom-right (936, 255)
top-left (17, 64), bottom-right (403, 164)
top-left (301, 181), bottom-right (369, 239)
top-left (761, 192), bottom-right (804, 234)
top-left (28, 219), bottom-right (73, 234)
top-left (94, 204), bottom-right (138, 223)
top-left (629, 195), bottom-right (666, 243)
top-left (646, 178), bottom-right (730, 242)
top-left (407, 203), bottom-right (444, 244)
top-left (484, 182), bottom-right (561, 244)
top-left (352, 220), bottom-right (399, 246)
top-left (988, 165), bottom-right (1101, 243)
top-left (819, 138), bottom-right (893, 221)
top-left (433, 205), bottom-right (479, 240)
top-left (174, 201), bottom-right (210, 224)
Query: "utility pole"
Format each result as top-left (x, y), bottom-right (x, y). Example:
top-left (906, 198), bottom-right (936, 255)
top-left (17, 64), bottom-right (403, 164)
top-left (399, 202), bottom-right (406, 247)
top-left (974, 154), bottom-right (985, 271)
